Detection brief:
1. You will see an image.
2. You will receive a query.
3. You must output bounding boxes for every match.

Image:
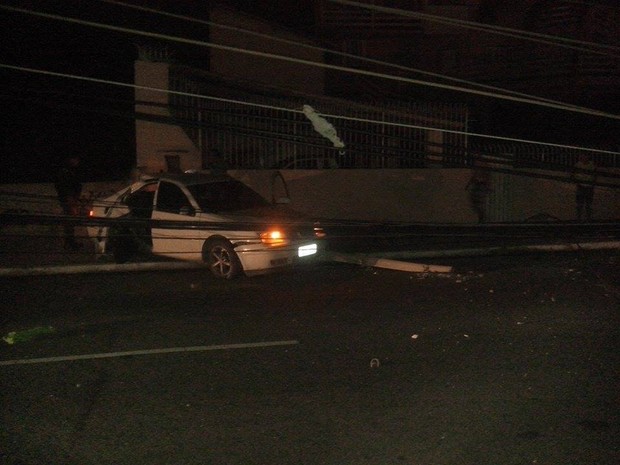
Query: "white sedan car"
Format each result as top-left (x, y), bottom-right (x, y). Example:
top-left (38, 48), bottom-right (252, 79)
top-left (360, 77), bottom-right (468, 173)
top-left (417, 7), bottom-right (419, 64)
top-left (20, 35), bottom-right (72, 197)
top-left (88, 173), bottom-right (324, 278)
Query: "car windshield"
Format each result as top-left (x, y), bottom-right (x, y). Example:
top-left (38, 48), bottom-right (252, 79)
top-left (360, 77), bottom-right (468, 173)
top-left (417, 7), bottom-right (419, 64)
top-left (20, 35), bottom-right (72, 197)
top-left (188, 180), bottom-right (271, 213)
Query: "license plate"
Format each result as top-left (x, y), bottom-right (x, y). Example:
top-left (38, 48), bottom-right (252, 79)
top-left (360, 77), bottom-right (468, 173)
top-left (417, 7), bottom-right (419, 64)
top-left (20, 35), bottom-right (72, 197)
top-left (298, 244), bottom-right (317, 257)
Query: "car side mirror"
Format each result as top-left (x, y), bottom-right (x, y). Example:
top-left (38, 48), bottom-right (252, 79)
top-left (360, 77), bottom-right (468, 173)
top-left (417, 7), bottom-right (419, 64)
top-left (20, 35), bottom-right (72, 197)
top-left (179, 206), bottom-right (195, 216)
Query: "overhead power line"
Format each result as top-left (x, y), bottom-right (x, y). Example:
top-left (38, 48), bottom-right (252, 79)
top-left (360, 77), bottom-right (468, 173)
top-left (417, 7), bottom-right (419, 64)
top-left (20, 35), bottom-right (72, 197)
top-left (557, 0), bottom-right (618, 10)
top-left (2, 62), bottom-right (619, 157)
top-left (328, 0), bottom-right (620, 57)
top-left (97, 0), bottom-right (598, 115)
top-left (2, 4), bottom-right (619, 122)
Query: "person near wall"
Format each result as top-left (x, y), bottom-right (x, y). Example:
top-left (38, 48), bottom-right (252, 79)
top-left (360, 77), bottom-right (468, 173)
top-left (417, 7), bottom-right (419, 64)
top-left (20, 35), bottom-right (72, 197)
top-left (465, 168), bottom-right (492, 223)
top-left (571, 153), bottom-right (597, 221)
top-left (206, 148), bottom-right (229, 174)
top-left (54, 155), bottom-right (83, 250)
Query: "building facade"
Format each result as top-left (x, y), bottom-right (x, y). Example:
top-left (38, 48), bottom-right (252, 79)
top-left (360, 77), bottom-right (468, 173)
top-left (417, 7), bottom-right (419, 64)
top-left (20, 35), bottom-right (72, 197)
top-left (134, 2), bottom-right (469, 175)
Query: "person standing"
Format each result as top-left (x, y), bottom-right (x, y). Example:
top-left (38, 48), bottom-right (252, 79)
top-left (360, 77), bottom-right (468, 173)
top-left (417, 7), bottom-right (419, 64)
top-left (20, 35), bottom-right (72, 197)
top-left (571, 154), bottom-right (597, 221)
top-left (466, 168), bottom-right (492, 223)
top-left (206, 148), bottom-right (229, 174)
top-left (54, 156), bottom-right (83, 249)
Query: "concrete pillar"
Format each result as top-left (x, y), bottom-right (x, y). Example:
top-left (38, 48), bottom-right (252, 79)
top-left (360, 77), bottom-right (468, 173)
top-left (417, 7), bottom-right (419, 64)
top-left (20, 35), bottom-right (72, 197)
top-left (134, 60), bottom-right (201, 174)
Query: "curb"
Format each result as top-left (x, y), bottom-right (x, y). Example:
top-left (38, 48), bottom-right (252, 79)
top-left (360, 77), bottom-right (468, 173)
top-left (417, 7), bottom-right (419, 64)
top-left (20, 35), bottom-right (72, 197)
top-left (0, 261), bottom-right (207, 277)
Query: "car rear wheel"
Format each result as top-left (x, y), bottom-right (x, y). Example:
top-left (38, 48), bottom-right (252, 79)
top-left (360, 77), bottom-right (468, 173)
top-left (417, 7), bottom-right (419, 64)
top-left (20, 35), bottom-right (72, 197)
top-left (204, 239), bottom-right (242, 279)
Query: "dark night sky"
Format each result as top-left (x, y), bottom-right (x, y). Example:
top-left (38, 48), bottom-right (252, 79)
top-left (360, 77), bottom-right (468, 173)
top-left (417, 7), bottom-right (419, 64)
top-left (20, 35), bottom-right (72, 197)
top-left (1, 2), bottom-right (138, 182)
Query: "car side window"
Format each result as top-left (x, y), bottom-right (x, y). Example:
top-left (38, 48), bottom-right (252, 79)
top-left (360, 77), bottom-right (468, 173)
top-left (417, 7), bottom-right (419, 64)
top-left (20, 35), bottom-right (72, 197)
top-left (123, 184), bottom-right (157, 218)
top-left (156, 181), bottom-right (193, 215)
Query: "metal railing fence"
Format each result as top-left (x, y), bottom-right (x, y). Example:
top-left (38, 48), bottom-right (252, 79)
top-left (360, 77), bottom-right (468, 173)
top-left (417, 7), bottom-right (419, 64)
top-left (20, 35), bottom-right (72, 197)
top-left (169, 69), bottom-right (469, 170)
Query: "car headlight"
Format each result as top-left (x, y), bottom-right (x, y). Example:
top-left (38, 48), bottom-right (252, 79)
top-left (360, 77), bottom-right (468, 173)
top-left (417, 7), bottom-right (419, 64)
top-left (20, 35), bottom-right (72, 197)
top-left (260, 229), bottom-right (290, 247)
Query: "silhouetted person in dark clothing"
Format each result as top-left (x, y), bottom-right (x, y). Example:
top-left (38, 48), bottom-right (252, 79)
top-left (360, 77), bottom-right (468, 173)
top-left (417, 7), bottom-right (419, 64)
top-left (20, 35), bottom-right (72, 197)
top-left (571, 153), bottom-right (597, 221)
top-left (54, 156), bottom-right (82, 249)
top-left (466, 169), bottom-right (492, 223)
top-left (206, 148), bottom-right (229, 174)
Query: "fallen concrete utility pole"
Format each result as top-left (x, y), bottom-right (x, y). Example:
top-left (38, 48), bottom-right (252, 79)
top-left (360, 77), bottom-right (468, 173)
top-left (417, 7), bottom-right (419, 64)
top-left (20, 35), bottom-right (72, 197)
top-left (371, 240), bottom-right (620, 260)
top-left (327, 252), bottom-right (453, 273)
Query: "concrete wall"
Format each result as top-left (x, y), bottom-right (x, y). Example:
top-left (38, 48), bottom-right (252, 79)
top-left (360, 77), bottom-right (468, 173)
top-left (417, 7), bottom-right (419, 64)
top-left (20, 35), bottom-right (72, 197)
top-left (231, 169), bottom-right (620, 223)
top-left (2, 170), bottom-right (619, 223)
top-left (235, 170), bottom-right (473, 223)
top-left (230, 169), bottom-right (620, 223)
top-left (0, 182), bottom-right (131, 216)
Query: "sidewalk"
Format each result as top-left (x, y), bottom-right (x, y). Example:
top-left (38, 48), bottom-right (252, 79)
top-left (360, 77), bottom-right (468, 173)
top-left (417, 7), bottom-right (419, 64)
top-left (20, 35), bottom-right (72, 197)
top-left (0, 225), bottom-right (99, 269)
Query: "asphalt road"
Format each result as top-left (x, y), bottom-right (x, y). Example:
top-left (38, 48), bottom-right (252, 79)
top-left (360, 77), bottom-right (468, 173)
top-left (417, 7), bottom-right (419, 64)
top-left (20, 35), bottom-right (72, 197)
top-left (1, 252), bottom-right (619, 465)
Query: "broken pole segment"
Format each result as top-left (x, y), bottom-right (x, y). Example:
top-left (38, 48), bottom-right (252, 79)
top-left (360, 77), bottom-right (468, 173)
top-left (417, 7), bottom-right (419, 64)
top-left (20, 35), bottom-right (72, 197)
top-left (326, 252), bottom-right (452, 273)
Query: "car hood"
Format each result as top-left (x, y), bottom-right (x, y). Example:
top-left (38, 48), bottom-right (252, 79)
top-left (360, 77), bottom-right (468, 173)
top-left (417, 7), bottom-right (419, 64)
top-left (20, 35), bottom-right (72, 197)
top-left (196, 205), bottom-right (321, 238)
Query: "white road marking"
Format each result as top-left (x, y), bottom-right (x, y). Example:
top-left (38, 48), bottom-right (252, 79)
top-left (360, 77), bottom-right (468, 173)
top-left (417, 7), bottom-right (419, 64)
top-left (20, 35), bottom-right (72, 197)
top-left (0, 340), bottom-right (299, 366)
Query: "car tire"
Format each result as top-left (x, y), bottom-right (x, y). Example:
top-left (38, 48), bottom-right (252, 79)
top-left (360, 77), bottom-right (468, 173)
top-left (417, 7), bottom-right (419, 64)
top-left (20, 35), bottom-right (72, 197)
top-left (204, 238), bottom-right (242, 279)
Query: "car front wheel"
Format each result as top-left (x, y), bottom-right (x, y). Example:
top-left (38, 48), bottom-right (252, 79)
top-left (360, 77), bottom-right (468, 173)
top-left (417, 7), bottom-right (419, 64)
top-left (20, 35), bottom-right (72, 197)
top-left (204, 239), bottom-right (242, 279)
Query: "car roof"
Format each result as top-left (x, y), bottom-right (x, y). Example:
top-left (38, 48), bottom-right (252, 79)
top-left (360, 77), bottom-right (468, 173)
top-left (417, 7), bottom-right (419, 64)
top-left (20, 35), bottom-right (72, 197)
top-left (158, 172), bottom-right (235, 186)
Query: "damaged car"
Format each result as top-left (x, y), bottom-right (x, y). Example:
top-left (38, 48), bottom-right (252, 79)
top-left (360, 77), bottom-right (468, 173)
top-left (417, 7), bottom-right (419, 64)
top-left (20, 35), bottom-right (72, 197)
top-left (88, 172), bottom-right (324, 278)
